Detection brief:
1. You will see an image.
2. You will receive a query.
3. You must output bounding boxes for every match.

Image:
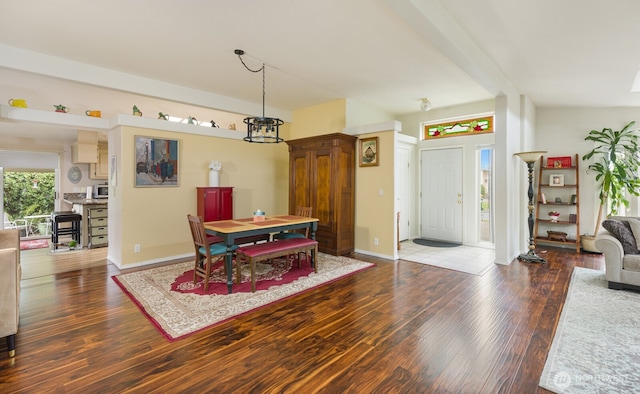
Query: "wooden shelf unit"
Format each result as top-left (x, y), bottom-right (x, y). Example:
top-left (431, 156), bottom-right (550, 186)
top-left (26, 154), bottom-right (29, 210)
top-left (533, 154), bottom-right (581, 252)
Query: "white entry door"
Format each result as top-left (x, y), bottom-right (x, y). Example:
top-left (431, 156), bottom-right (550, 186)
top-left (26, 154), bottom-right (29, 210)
top-left (420, 148), bottom-right (463, 243)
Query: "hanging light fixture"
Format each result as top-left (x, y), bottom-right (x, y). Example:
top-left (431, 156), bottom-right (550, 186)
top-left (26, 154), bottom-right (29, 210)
top-left (420, 98), bottom-right (432, 112)
top-left (235, 49), bottom-right (284, 143)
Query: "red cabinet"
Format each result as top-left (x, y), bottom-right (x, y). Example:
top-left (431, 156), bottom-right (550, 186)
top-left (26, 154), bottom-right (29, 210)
top-left (196, 187), bottom-right (233, 222)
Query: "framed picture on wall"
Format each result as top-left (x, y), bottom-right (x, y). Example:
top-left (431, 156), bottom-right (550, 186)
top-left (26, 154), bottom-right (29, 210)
top-left (134, 136), bottom-right (180, 187)
top-left (359, 137), bottom-right (379, 167)
top-left (110, 155), bottom-right (117, 187)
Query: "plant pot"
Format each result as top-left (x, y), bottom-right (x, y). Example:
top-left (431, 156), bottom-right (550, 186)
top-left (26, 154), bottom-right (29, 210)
top-left (581, 235), bottom-right (601, 253)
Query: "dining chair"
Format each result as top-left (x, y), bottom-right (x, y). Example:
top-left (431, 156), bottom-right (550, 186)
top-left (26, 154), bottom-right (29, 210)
top-left (273, 206), bottom-right (312, 240)
top-left (187, 214), bottom-right (237, 291)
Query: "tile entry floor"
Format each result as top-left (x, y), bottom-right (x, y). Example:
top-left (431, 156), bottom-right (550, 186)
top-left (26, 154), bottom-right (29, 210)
top-left (398, 239), bottom-right (496, 275)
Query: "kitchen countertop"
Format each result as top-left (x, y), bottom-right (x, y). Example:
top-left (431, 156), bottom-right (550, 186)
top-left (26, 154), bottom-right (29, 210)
top-left (64, 198), bottom-right (108, 205)
top-left (63, 193), bottom-right (108, 206)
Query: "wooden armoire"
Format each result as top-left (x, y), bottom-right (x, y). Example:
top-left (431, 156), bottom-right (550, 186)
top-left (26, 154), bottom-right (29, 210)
top-left (286, 133), bottom-right (356, 255)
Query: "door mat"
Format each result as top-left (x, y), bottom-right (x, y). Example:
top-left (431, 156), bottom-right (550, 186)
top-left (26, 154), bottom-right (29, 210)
top-left (413, 238), bottom-right (461, 248)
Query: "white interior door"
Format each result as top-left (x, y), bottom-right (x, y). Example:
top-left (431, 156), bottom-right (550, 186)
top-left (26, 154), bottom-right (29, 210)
top-left (396, 146), bottom-right (411, 242)
top-left (420, 148), bottom-right (463, 243)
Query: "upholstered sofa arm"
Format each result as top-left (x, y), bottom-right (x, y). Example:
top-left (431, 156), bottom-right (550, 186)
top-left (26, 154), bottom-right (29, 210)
top-left (595, 231), bottom-right (624, 283)
top-left (0, 247), bottom-right (19, 337)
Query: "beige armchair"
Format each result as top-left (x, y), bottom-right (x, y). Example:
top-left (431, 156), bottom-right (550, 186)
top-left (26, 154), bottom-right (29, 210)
top-left (0, 229), bottom-right (21, 357)
top-left (595, 216), bottom-right (640, 291)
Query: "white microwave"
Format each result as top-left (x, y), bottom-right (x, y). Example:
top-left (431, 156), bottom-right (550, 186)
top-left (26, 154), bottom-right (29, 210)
top-left (93, 185), bottom-right (109, 199)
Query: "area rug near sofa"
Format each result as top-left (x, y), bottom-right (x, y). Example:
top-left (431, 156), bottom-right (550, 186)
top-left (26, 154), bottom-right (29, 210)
top-left (113, 253), bottom-right (375, 341)
top-left (20, 238), bottom-right (49, 250)
top-left (539, 267), bottom-right (640, 393)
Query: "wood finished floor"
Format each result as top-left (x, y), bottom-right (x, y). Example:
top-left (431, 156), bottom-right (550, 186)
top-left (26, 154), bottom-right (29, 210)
top-left (0, 246), bottom-right (604, 393)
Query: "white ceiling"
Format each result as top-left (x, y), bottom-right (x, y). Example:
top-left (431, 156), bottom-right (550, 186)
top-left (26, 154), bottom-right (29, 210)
top-left (1, 0), bottom-right (640, 141)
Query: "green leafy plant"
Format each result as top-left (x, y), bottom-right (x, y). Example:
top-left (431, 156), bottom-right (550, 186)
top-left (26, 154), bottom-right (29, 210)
top-left (582, 121), bottom-right (640, 235)
top-left (69, 240), bottom-right (77, 249)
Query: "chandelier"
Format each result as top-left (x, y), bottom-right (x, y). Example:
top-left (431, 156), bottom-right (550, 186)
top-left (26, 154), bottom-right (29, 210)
top-left (235, 49), bottom-right (284, 143)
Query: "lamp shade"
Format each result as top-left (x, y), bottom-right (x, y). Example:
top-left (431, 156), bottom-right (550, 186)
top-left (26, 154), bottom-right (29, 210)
top-left (514, 151), bottom-right (547, 163)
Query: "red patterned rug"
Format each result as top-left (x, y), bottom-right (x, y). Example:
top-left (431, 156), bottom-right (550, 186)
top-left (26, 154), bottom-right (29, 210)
top-left (113, 253), bottom-right (375, 341)
top-left (20, 239), bottom-right (50, 250)
top-left (172, 257), bottom-right (315, 295)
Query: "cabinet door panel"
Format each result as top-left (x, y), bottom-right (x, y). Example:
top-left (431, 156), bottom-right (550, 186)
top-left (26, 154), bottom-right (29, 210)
top-left (290, 152), bottom-right (310, 214)
top-left (219, 188), bottom-right (233, 220)
top-left (197, 187), bottom-right (234, 222)
top-left (313, 150), bottom-right (333, 231)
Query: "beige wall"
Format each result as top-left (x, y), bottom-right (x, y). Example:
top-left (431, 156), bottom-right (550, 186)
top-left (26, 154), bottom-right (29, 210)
top-left (291, 99), bottom-right (346, 139)
top-left (110, 126), bottom-right (290, 267)
top-left (354, 130), bottom-right (396, 257)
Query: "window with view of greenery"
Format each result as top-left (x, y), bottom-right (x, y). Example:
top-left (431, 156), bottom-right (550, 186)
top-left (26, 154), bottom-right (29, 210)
top-left (3, 171), bottom-right (55, 225)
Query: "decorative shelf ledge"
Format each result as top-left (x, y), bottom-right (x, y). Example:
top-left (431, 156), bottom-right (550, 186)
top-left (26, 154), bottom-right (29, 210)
top-left (0, 105), bottom-right (244, 141)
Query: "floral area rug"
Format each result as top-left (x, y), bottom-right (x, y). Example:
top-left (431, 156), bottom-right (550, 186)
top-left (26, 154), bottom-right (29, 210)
top-left (112, 253), bottom-right (375, 341)
top-left (539, 267), bottom-right (640, 393)
top-left (172, 254), bottom-right (313, 295)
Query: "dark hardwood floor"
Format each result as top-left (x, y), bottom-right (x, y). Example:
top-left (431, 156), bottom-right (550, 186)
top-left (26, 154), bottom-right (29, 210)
top-left (0, 246), bottom-right (604, 393)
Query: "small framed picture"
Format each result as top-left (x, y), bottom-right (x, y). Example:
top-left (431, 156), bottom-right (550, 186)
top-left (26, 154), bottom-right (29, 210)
top-left (549, 174), bottom-right (564, 187)
top-left (359, 137), bottom-right (379, 167)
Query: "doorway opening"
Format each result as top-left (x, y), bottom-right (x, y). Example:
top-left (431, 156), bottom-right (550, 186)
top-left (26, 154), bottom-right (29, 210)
top-left (2, 170), bottom-right (55, 239)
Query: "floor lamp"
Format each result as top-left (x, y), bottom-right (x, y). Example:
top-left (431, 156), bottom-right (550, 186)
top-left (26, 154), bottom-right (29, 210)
top-left (514, 151), bottom-right (547, 264)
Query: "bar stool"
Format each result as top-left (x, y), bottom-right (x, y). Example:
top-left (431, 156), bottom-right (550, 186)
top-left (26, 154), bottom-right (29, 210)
top-left (51, 211), bottom-right (82, 250)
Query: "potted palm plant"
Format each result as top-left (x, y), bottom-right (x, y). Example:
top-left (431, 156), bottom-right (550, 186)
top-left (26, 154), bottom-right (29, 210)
top-left (581, 121), bottom-right (640, 252)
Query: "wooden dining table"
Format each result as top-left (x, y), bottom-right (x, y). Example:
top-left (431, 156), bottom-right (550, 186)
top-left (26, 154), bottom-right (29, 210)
top-left (204, 215), bottom-right (319, 293)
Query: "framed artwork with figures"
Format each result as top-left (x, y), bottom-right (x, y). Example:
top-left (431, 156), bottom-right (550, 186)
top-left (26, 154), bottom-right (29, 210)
top-left (134, 136), bottom-right (180, 187)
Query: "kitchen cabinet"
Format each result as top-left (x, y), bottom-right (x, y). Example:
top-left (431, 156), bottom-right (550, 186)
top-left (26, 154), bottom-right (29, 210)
top-left (71, 142), bottom-right (97, 164)
top-left (286, 133), bottom-right (356, 255)
top-left (196, 187), bottom-right (233, 222)
top-left (72, 202), bottom-right (108, 248)
top-left (89, 142), bottom-right (108, 179)
top-left (87, 205), bottom-right (108, 248)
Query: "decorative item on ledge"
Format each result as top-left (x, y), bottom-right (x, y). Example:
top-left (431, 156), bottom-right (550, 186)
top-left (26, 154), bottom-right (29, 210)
top-left (53, 104), bottom-right (68, 113)
top-left (208, 160), bottom-right (222, 187)
top-left (235, 49), bottom-right (284, 144)
top-left (133, 105), bottom-right (142, 116)
top-left (158, 112), bottom-right (169, 120)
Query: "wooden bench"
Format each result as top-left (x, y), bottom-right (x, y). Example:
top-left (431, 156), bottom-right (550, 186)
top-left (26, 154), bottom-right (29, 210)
top-left (235, 238), bottom-right (318, 292)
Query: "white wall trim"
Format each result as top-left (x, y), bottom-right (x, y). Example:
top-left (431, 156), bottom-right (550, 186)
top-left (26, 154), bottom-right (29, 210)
top-left (0, 44), bottom-right (292, 122)
top-left (343, 120), bottom-right (401, 136)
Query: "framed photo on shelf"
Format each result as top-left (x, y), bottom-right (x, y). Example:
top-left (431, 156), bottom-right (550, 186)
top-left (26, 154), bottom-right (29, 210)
top-left (359, 137), bottom-right (379, 167)
top-left (547, 156), bottom-right (572, 168)
top-left (549, 174), bottom-right (564, 187)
